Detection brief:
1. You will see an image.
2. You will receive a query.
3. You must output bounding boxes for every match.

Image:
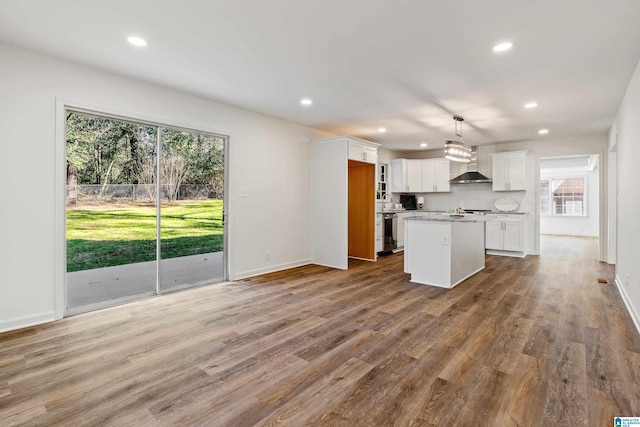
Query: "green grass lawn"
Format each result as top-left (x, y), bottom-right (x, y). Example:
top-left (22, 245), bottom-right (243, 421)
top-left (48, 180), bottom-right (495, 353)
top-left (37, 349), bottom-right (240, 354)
top-left (67, 199), bottom-right (223, 272)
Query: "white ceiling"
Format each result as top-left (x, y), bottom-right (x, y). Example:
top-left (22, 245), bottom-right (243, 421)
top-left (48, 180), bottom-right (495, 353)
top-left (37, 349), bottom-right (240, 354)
top-left (1, 0), bottom-right (640, 151)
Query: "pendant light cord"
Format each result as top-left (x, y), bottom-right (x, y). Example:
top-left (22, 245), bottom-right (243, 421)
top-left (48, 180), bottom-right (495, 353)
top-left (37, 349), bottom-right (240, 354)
top-left (454, 116), bottom-right (464, 139)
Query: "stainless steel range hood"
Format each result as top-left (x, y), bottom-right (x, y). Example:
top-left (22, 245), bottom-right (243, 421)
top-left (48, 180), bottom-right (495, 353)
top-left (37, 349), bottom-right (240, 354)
top-left (449, 171), bottom-right (492, 184)
top-left (449, 147), bottom-right (492, 184)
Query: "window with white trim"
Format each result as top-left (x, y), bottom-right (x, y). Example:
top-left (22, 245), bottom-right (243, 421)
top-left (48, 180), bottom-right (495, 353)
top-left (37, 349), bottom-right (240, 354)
top-left (540, 177), bottom-right (586, 216)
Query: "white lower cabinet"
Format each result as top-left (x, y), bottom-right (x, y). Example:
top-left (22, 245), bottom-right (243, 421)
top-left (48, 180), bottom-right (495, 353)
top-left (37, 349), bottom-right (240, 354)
top-left (485, 214), bottom-right (526, 256)
top-left (375, 214), bottom-right (383, 253)
top-left (485, 222), bottom-right (504, 250)
top-left (503, 223), bottom-right (523, 251)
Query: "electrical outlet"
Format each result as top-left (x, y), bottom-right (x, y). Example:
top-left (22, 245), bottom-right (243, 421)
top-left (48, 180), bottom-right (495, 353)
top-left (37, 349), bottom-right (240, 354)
top-left (443, 236), bottom-right (449, 246)
top-left (238, 187), bottom-right (249, 198)
top-left (265, 251), bottom-right (270, 261)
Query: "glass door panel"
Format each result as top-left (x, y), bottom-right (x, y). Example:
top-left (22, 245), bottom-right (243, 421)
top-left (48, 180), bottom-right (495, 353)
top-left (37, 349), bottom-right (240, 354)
top-left (159, 128), bottom-right (225, 292)
top-left (66, 111), bottom-right (158, 313)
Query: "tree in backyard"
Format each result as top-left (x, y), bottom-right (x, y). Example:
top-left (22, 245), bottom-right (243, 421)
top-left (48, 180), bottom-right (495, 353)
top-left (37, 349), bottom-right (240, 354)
top-left (136, 160), bottom-right (157, 202)
top-left (162, 154), bottom-right (188, 202)
top-left (66, 112), bottom-right (156, 187)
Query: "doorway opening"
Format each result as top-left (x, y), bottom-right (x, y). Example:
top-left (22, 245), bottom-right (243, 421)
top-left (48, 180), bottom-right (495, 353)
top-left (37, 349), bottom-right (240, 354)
top-left (539, 154), bottom-right (599, 254)
top-left (65, 110), bottom-right (227, 315)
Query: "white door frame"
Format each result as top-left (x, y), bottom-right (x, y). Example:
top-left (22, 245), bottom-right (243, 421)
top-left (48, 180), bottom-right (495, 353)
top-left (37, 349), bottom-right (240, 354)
top-left (54, 98), bottom-right (230, 319)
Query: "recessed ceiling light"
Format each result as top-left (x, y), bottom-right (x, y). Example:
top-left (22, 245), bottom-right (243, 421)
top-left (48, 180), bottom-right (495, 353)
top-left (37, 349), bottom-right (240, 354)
top-left (300, 98), bottom-right (312, 106)
top-left (127, 36), bottom-right (147, 47)
top-left (493, 41), bottom-right (513, 53)
top-left (378, 127), bottom-right (387, 133)
top-left (524, 102), bottom-right (539, 109)
top-left (538, 129), bottom-right (549, 135)
top-left (420, 143), bottom-right (428, 148)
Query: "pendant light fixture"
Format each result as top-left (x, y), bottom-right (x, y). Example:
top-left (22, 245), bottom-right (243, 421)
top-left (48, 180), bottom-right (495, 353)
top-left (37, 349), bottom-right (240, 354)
top-left (444, 116), bottom-right (472, 163)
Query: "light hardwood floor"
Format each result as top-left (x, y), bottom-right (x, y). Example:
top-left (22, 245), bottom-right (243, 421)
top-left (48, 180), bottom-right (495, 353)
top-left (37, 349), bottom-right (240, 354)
top-left (1, 235), bottom-right (639, 426)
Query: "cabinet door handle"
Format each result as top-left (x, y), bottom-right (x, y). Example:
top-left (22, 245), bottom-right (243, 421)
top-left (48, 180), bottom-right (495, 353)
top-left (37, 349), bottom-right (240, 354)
top-left (433, 185), bottom-right (436, 192)
top-left (406, 185), bottom-right (409, 192)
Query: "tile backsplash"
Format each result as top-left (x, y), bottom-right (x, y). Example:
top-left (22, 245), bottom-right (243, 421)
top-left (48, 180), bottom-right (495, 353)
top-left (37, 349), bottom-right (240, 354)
top-left (391, 183), bottom-right (529, 212)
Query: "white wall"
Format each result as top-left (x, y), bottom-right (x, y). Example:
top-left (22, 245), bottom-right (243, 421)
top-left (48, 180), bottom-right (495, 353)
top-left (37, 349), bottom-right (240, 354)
top-left (540, 166), bottom-right (599, 237)
top-left (610, 57), bottom-right (640, 332)
top-left (0, 42), bottom-right (332, 332)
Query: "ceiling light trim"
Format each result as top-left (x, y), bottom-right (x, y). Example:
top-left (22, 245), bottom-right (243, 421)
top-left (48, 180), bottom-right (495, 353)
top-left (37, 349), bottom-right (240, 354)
top-left (493, 41), bottom-right (513, 53)
top-left (127, 36), bottom-right (148, 47)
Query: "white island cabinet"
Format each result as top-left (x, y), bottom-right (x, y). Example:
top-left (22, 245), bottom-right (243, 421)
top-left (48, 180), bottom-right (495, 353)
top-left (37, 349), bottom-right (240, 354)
top-left (404, 217), bottom-right (485, 288)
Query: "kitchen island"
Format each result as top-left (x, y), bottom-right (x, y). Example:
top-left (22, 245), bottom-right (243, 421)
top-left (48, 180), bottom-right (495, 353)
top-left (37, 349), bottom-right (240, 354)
top-left (403, 216), bottom-right (486, 288)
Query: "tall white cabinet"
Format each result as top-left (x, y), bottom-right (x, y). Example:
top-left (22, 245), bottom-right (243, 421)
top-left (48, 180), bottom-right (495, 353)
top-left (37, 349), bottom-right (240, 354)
top-left (311, 136), bottom-right (379, 269)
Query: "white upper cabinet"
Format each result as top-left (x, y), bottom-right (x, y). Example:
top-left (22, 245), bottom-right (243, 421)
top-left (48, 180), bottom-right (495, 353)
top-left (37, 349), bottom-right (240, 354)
top-left (391, 159), bottom-right (422, 192)
top-left (491, 151), bottom-right (527, 191)
top-left (348, 140), bottom-right (377, 164)
top-left (393, 158), bottom-right (450, 193)
top-left (421, 160), bottom-right (436, 192)
top-left (406, 160), bottom-right (422, 192)
top-left (433, 159), bottom-right (450, 192)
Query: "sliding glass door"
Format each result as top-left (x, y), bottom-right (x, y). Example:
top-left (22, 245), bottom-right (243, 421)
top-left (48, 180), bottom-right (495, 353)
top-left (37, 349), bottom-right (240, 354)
top-left (159, 128), bottom-right (225, 292)
top-left (65, 110), bottom-right (226, 315)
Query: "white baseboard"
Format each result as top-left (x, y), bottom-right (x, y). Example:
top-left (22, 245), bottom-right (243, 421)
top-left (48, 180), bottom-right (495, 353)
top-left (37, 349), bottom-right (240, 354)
top-left (0, 311), bottom-right (56, 334)
top-left (615, 275), bottom-right (640, 337)
top-left (485, 249), bottom-right (527, 258)
top-left (233, 259), bottom-right (312, 280)
top-left (540, 232), bottom-right (598, 238)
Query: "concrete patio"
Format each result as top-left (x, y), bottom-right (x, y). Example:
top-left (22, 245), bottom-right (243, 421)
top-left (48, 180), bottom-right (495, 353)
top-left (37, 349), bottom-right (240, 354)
top-left (67, 252), bottom-right (224, 314)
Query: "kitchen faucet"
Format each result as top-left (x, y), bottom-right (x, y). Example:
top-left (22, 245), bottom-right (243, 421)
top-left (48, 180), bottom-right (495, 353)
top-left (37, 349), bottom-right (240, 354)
top-left (382, 193), bottom-right (393, 211)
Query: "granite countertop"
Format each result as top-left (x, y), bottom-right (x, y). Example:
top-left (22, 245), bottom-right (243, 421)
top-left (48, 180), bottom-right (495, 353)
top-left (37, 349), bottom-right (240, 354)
top-left (486, 211), bottom-right (528, 215)
top-left (404, 215), bottom-right (488, 223)
top-left (377, 210), bottom-right (527, 215)
top-left (376, 210), bottom-right (445, 214)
